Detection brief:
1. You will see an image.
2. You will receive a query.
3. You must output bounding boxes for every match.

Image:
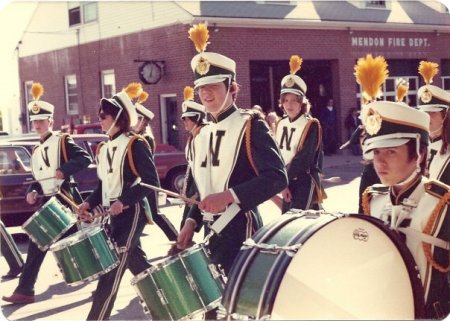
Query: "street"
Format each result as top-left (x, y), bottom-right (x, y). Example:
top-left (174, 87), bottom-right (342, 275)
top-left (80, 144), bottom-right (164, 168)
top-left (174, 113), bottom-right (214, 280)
top-left (0, 155), bottom-right (364, 321)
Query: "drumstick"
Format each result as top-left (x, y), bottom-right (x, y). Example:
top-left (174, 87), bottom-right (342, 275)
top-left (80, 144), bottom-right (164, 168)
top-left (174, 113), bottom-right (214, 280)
top-left (23, 176), bottom-right (56, 185)
top-left (139, 182), bottom-right (200, 206)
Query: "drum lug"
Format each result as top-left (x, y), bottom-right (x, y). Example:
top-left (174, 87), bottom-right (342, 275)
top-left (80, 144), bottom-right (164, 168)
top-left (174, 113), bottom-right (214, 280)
top-left (156, 288), bottom-right (168, 306)
top-left (39, 224), bottom-right (48, 234)
top-left (138, 299), bottom-right (150, 314)
top-left (208, 263), bottom-right (221, 280)
top-left (185, 273), bottom-right (198, 291)
top-left (70, 257), bottom-right (79, 270)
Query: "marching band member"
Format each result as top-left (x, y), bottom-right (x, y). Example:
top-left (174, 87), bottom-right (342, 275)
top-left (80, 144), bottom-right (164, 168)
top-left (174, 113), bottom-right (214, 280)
top-left (2, 83), bottom-right (92, 304)
top-left (76, 83), bottom-right (159, 320)
top-left (177, 23), bottom-right (287, 282)
top-left (416, 61), bottom-right (450, 185)
top-left (357, 55), bottom-right (449, 319)
top-left (275, 55), bottom-right (323, 213)
top-left (179, 86), bottom-right (207, 231)
top-left (133, 90), bottom-right (178, 242)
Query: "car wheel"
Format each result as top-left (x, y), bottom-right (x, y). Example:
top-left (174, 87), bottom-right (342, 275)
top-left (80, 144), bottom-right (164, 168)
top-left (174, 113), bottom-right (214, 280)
top-left (166, 167), bottom-right (186, 193)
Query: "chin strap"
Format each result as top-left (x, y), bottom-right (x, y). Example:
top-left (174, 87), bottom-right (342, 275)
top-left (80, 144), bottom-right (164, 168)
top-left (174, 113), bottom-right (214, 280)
top-left (106, 108), bottom-right (123, 136)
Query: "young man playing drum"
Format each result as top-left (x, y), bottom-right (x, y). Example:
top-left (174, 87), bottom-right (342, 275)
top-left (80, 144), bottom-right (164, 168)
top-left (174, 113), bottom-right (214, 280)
top-left (2, 83), bottom-right (92, 304)
top-left (177, 23), bottom-right (287, 276)
top-left (77, 83), bottom-right (159, 321)
top-left (357, 55), bottom-right (449, 319)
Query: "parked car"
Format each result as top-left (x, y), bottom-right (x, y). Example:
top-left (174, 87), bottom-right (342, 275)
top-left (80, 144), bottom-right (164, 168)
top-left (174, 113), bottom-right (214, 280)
top-left (0, 133), bottom-right (187, 227)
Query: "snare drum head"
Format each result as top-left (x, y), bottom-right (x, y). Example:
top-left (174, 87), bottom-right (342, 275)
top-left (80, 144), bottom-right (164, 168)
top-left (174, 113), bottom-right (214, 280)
top-left (271, 215), bottom-right (423, 320)
top-left (50, 225), bottom-right (101, 250)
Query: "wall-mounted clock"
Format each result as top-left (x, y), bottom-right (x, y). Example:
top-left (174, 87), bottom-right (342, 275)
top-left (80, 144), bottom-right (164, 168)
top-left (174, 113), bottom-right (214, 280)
top-left (139, 62), bottom-right (163, 85)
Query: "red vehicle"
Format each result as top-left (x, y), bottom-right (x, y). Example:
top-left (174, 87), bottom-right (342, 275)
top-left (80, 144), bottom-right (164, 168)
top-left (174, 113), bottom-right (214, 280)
top-left (0, 133), bottom-right (187, 227)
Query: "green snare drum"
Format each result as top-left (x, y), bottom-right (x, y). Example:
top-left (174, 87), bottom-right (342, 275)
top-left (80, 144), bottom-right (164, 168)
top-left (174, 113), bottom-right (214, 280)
top-left (50, 225), bottom-right (119, 286)
top-left (131, 244), bottom-right (225, 320)
top-left (22, 196), bottom-right (76, 251)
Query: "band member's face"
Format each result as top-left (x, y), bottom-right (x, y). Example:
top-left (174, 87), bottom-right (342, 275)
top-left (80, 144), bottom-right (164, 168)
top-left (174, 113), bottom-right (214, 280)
top-left (32, 118), bottom-right (52, 136)
top-left (182, 117), bottom-right (196, 132)
top-left (427, 111), bottom-right (444, 137)
top-left (281, 93), bottom-right (301, 119)
top-left (198, 82), bottom-right (230, 115)
top-left (98, 111), bottom-right (115, 133)
top-left (373, 143), bottom-right (417, 186)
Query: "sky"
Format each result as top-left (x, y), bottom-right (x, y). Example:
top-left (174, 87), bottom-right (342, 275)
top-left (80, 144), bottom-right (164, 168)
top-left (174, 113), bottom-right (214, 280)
top-left (0, 0), bottom-right (36, 134)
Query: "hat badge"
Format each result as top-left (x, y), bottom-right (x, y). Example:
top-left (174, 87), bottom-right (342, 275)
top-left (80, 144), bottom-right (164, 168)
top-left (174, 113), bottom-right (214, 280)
top-left (364, 108), bottom-right (382, 135)
top-left (31, 103), bottom-right (40, 114)
top-left (285, 77), bottom-right (295, 88)
top-left (196, 57), bottom-right (210, 76)
top-left (420, 88), bottom-right (433, 103)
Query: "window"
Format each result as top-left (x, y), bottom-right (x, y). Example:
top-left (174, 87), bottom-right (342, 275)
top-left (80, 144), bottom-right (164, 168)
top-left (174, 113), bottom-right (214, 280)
top-left (366, 1), bottom-right (386, 8)
top-left (101, 70), bottom-right (116, 98)
top-left (68, 2), bottom-right (97, 27)
top-left (65, 75), bottom-right (79, 115)
top-left (356, 76), bottom-right (419, 106)
top-left (442, 77), bottom-right (450, 91)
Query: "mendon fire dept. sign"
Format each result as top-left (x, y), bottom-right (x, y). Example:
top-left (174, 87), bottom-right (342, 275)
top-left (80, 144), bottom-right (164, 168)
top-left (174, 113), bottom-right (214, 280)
top-left (351, 36), bottom-right (430, 48)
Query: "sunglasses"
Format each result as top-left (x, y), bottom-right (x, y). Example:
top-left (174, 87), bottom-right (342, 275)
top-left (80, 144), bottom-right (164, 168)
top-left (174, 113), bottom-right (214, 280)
top-left (98, 112), bottom-right (108, 120)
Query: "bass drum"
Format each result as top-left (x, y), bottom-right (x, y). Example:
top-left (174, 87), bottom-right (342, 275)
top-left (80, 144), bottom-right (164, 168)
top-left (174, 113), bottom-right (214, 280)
top-left (221, 212), bottom-right (425, 320)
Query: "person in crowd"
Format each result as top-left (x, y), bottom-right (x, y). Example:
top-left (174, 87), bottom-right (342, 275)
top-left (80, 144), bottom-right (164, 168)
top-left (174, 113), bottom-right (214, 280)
top-left (275, 55), bottom-right (323, 213)
top-left (133, 90), bottom-right (178, 241)
top-left (319, 98), bottom-right (338, 155)
top-left (177, 23), bottom-right (287, 281)
top-left (179, 86), bottom-right (207, 231)
top-left (0, 220), bottom-right (24, 280)
top-left (76, 83), bottom-right (159, 320)
top-left (416, 61), bottom-right (450, 185)
top-left (266, 111), bottom-right (279, 134)
top-left (2, 83), bottom-right (92, 304)
top-left (356, 54), bottom-right (449, 319)
top-left (344, 107), bottom-right (362, 156)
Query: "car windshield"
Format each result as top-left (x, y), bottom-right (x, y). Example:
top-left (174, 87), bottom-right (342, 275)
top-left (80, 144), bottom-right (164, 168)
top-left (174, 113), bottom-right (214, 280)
top-left (0, 146), bottom-right (31, 174)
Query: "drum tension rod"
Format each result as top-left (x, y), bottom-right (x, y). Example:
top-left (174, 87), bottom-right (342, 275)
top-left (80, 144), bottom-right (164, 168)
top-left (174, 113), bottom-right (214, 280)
top-left (242, 239), bottom-right (302, 254)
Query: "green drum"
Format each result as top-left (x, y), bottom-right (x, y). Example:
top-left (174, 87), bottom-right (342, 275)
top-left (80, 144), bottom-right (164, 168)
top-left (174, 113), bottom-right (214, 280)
top-left (22, 196), bottom-right (76, 250)
top-left (50, 225), bottom-right (119, 286)
top-left (131, 244), bottom-right (225, 320)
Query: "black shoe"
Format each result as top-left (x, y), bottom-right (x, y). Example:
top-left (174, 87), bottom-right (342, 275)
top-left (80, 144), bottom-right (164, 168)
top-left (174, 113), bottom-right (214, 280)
top-left (1, 269), bottom-right (22, 280)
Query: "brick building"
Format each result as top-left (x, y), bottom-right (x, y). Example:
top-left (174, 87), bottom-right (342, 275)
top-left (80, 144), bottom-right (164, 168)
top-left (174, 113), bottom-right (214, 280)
top-left (17, 1), bottom-right (450, 149)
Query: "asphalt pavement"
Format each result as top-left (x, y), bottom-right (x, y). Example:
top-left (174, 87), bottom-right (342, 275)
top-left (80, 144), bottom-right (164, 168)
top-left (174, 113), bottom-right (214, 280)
top-left (0, 153), bottom-right (364, 321)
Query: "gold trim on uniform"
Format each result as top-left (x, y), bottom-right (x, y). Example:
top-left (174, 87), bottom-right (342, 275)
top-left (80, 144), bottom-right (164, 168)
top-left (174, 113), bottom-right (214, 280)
top-left (420, 88), bottom-right (433, 103)
top-left (285, 77), bottom-right (295, 88)
top-left (196, 57), bottom-right (210, 76)
top-left (364, 108), bottom-right (382, 135)
top-left (31, 103), bottom-right (40, 114)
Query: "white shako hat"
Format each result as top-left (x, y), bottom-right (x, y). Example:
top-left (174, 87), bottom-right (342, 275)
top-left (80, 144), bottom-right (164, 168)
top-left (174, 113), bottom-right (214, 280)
top-left (280, 55), bottom-right (307, 96)
top-left (189, 23), bottom-right (236, 89)
top-left (416, 61), bottom-right (450, 113)
top-left (28, 83), bottom-right (55, 121)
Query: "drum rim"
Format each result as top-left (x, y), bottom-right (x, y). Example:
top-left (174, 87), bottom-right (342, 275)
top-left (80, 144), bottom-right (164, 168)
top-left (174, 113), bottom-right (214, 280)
top-left (22, 196), bottom-right (64, 228)
top-left (50, 225), bottom-right (104, 250)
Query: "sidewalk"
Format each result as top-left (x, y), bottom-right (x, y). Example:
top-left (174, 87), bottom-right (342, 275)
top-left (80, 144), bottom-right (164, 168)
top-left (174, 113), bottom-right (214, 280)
top-left (322, 151), bottom-right (363, 170)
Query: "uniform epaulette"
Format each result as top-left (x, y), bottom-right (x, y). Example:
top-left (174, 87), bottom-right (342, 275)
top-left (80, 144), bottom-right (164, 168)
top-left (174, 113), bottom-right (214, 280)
top-left (424, 179), bottom-right (450, 200)
top-left (368, 184), bottom-right (389, 195)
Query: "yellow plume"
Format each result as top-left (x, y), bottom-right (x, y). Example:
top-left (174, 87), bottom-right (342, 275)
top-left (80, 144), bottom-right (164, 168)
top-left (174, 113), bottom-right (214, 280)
top-left (183, 86), bottom-right (194, 101)
top-left (123, 82), bottom-right (143, 99)
top-left (396, 78), bottom-right (409, 102)
top-left (188, 23), bottom-right (209, 53)
top-left (418, 61), bottom-right (439, 85)
top-left (31, 83), bottom-right (44, 101)
top-left (289, 55), bottom-right (302, 75)
top-left (354, 54), bottom-right (389, 102)
top-left (138, 91), bottom-right (149, 104)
